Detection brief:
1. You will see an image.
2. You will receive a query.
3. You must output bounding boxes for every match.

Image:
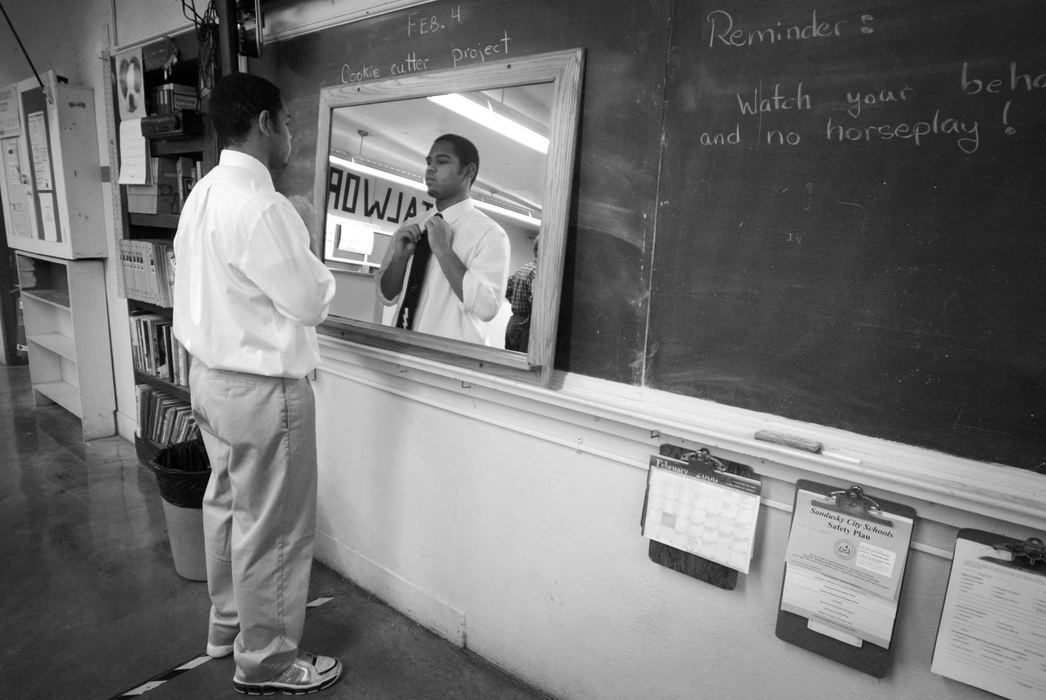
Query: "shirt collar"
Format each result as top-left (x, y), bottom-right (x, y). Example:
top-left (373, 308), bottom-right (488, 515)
top-left (433, 198), bottom-right (475, 224)
top-left (219, 149), bottom-right (274, 187)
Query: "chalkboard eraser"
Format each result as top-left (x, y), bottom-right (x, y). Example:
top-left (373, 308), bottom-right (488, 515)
top-left (754, 430), bottom-right (823, 454)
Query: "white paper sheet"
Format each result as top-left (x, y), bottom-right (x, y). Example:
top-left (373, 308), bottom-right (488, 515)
top-left (0, 85), bottom-right (19, 137)
top-left (3, 137), bottom-right (33, 238)
top-left (781, 560), bottom-right (899, 647)
top-left (27, 111), bottom-right (52, 190)
top-left (780, 489), bottom-right (913, 647)
top-left (38, 193), bottom-right (58, 241)
top-left (931, 535), bottom-right (1046, 699)
top-left (642, 454), bottom-right (761, 574)
top-left (118, 118), bottom-right (149, 185)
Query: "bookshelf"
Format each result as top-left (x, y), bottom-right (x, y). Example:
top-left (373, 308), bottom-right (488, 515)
top-left (110, 32), bottom-right (215, 455)
top-left (15, 252), bottom-right (115, 439)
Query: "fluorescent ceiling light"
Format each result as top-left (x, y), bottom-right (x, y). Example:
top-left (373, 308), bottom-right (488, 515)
top-left (329, 155), bottom-right (541, 228)
top-left (428, 93), bottom-right (550, 154)
top-left (329, 154), bottom-right (425, 192)
top-left (473, 200), bottom-right (541, 227)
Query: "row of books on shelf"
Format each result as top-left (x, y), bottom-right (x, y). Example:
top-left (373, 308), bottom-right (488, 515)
top-left (136, 384), bottom-right (199, 446)
top-left (120, 238), bottom-right (176, 306)
top-left (130, 310), bottom-right (189, 387)
top-left (127, 155), bottom-right (201, 215)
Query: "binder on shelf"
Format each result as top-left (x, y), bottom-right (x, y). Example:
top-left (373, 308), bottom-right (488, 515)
top-left (931, 529), bottom-right (1046, 699)
top-left (119, 238), bottom-right (175, 306)
top-left (775, 480), bottom-right (916, 678)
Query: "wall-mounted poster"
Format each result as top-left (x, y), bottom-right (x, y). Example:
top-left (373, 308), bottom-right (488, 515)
top-left (114, 47), bottom-right (145, 121)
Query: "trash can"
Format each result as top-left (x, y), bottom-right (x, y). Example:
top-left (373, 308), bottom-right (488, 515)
top-left (150, 439), bottom-right (211, 581)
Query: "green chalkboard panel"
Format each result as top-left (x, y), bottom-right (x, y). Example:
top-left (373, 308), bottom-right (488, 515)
top-left (650, 0), bottom-right (1046, 468)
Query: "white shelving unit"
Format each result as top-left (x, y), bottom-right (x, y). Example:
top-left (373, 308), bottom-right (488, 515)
top-left (1, 67), bottom-right (115, 440)
top-left (16, 252), bottom-right (115, 439)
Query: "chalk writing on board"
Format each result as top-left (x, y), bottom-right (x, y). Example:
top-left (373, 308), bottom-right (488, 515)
top-left (696, 9), bottom-right (1046, 155)
top-left (341, 64), bottom-right (384, 83)
top-left (391, 52), bottom-right (432, 76)
top-left (340, 31), bottom-right (514, 81)
top-left (960, 61), bottom-right (1046, 96)
top-left (407, 5), bottom-right (462, 37)
top-left (961, 61), bottom-right (1046, 139)
top-left (706, 9), bottom-right (859, 48)
top-left (452, 30), bottom-right (513, 67)
top-left (694, 53), bottom-right (1042, 153)
top-left (736, 82), bottom-right (812, 114)
top-left (339, 5), bottom-right (513, 81)
top-left (844, 86), bottom-right (914, 119)
top-left (825, 112), bottom-right (980, 153)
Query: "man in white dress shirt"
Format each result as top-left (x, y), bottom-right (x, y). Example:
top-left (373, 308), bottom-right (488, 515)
top-left (377, 134), bottom-right (510, 344)
top-left (172, 73), bottom-right (340, 695)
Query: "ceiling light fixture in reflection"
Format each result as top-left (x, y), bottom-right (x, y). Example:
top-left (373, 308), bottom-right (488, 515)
top-left (329, 155), bottom-right (541, 227)
top-left (427, 93), bottom-right (550, 154)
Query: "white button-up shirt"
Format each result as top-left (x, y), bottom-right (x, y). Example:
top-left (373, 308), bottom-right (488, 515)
top-left (173, 150), bottom-right (335, 378)
top-left (378, 199), bottom-right (510, 344)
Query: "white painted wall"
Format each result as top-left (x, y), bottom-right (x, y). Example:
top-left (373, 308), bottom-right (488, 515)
top-left (314, 339), bottom-right (1043, 700)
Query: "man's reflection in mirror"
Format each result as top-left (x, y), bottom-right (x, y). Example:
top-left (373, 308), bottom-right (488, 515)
top-left (505, 235), bottom-right (538, 352)
top-left (377, 134), bottom-right (510, 344)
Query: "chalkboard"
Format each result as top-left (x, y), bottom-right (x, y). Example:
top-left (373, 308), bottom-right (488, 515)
top-left (250, 0), bottom-right (1046, 470)
top-left (649, 0), bottom-right (1046, 470)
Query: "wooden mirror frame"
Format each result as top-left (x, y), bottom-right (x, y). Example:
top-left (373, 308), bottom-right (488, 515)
top-left (312, 48), bottom-right (584, 383)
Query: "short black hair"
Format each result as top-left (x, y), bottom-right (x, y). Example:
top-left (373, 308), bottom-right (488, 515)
top-left (207, 73), bottom-right (283, 147)
top-left (434, 134), bottom-right (479, 185)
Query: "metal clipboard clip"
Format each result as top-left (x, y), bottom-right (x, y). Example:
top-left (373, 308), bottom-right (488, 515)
top-left (680, 448), bottom-right (727, 472)
top-left (813, 484), bottom-right (894, 527)
top-left (992, 537), bottom-right (1046, 567)
top-left (678, 448), bottom-right (757, 480)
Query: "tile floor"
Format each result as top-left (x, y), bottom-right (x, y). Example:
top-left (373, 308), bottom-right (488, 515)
top-left (0, 365), bottom-right (550, 699)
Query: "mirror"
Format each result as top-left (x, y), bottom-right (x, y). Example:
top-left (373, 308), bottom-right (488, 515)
top-left (312, 49), bottom-right (584, 379)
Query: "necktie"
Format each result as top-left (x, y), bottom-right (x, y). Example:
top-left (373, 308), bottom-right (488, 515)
top-left (396, 213), bottom-right (440, 330)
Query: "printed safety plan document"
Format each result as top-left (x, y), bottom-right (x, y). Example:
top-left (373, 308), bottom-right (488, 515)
top-left (781, 488), bottom-right (913, 647)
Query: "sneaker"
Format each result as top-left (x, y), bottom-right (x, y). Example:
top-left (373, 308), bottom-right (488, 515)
top-left (233, 650), bottom-right (342, 695)
top-left (207, 642), bottom-right (234, 658)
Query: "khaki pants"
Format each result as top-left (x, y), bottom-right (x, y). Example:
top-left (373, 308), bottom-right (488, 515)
top-left (189, 360), bottom-right (317, 683)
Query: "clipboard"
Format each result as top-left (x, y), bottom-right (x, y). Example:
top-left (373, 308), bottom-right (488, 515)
top-left (930, 529), bottom-right (1046, 699)
top-left (641, 444), bottom-right (761, 590)
top-left (775, 479), bottom-right (916, 678)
